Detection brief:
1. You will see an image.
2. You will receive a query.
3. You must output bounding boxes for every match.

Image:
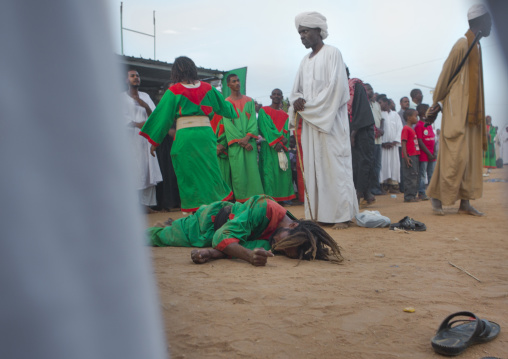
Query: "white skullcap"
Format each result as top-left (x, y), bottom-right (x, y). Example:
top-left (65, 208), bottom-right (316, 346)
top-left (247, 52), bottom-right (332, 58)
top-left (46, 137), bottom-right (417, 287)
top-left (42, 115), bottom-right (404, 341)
top-left (467, 4), bottom-right (488, 20)
top-left (295, 11), bottom-right (328, 40)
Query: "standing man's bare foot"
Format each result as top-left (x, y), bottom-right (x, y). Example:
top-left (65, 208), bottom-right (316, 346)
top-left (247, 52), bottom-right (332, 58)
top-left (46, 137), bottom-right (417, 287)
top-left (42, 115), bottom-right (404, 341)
top-left (191, 248), bottom-right (226, 264)
top-left (458, 200), bottom-right (485, 216)
top-left (332, 222), bottom-right (350, 230)
top-left (431, 198), bottom-right (444, 215)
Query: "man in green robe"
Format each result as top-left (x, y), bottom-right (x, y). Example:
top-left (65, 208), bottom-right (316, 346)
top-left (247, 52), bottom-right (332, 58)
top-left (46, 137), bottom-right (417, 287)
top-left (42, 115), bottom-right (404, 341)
top-left (211, 114), bottom-right (233, 189)
top-left (140, 56), bottom-right (235, 213)
top-left (222, 74), bottom-right (264, 202)
top-left (258, 89), bottom-right (296, 203)
top-left (483, 115), bottom-right (497, 172)
top-left (148, 195), bottom-right (342, 266)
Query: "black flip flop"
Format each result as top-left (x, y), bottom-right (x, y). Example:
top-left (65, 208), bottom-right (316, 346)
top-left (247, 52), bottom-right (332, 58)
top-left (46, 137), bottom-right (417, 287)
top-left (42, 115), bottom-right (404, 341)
top-left (431, 311), bottom-right (501, 356)
top-left (389, 216), bottom-right (426, 231)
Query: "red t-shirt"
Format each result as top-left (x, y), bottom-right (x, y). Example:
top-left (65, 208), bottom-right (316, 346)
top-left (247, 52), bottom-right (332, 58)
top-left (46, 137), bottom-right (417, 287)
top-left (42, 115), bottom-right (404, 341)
top-left (401, 125), bottom-right (420, 158)
top-left (414, 120), bottom-right (436, 162)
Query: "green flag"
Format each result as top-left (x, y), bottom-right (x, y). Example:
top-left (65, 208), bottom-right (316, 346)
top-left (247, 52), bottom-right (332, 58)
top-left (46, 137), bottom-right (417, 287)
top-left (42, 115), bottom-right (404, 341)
top-left (221, 67), bottom-right (247, 98)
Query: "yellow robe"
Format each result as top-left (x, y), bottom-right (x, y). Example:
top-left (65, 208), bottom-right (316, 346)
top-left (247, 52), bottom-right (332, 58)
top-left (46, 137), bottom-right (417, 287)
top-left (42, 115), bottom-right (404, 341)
top-left (427, 36), bottom-right (486, 205)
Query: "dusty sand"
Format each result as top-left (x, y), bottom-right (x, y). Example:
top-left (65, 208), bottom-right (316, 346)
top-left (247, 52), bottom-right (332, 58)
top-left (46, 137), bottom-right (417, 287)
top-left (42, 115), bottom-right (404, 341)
top-left (147, 168), bottom-right (508, 359)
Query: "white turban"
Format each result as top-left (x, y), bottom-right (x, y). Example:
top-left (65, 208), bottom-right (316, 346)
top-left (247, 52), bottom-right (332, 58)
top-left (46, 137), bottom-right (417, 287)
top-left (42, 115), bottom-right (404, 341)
top-left (295, 11), bottom-right (328, 40)
top-left (467, 4), bottom-right (488, 20)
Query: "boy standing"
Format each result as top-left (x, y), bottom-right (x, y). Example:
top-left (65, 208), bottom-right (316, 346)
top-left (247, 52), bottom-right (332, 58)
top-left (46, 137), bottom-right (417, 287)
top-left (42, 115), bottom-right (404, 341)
top-left (401, 109), bottom-right (421, 202)
top-left (414, 104), bottom-right (436, 200)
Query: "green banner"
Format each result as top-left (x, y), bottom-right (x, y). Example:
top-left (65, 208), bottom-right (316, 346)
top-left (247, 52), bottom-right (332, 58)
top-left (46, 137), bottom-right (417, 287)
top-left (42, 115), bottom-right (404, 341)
top-left (221, 67), bottom-right (247, 97)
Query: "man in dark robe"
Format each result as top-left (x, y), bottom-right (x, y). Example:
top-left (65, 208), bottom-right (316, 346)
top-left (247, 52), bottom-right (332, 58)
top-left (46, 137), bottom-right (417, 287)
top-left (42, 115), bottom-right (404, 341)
top-left (347, 72), bottom-right (376, 205)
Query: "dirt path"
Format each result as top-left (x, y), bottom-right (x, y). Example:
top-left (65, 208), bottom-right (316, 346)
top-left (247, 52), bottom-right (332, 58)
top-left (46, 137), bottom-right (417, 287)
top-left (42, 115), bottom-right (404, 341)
top-left (147, 168), bottom-right (508, 359)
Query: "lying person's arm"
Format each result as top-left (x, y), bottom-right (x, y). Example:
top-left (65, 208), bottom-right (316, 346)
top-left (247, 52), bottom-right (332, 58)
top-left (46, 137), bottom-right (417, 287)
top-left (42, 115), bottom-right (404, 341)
top-left (221, 243), bottom-right (273, 266)
top-left (191, 244), bottom-right (273, 266)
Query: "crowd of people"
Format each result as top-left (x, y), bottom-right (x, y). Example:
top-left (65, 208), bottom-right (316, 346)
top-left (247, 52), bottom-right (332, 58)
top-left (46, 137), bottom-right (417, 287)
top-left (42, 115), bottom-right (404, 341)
top-left (122, 6), bottom-right (498, 265)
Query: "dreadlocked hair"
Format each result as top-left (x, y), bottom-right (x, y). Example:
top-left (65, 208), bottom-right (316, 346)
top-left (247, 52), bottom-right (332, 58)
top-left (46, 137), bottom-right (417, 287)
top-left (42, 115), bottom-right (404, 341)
top-left (171, 56), bottom-right (199, 84)
top-left (270, 220), bottom-right (343, 263)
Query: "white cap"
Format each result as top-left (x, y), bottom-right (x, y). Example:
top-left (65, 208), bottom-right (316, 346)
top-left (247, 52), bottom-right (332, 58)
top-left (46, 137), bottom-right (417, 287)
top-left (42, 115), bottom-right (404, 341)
top-left (467, 4), bottom-right (488, 20)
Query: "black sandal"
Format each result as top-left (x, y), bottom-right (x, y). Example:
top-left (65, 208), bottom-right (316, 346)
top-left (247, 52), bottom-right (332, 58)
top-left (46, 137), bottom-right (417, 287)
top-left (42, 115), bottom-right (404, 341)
top-left (431, 311), bottom-right (500, 356)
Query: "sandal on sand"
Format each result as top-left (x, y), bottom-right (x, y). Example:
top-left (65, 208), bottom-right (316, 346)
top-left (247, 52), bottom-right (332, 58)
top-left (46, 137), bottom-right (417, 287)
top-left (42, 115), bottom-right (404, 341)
top-left (389, 216), bottom-right (426, 231)
top-left (431, 311), bottom-right (501, 356)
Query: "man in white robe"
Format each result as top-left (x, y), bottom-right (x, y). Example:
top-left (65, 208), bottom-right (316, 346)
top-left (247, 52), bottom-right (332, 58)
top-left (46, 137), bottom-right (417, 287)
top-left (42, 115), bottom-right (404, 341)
top-left (123, 70), bottom-right (163, 210)
top-left (289, 11), bottom-right (358, 229)
top-left (378, 95), bottom-right (403, 192)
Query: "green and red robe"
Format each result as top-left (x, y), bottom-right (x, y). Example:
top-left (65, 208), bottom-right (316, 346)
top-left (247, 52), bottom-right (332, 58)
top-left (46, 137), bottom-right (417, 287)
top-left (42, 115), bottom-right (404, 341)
top-left (148, 195), bottom-right (294, 251)
top-left (140, 82), bottom-right (235, 212)
top-left (483, 125), bottom-right (497, 168)
top-left (223, 96), bottom-right (264, 202)
top-left (258, 106), bottom-right (296, 202)
top-left (211, 114), bottom-right (232, 189)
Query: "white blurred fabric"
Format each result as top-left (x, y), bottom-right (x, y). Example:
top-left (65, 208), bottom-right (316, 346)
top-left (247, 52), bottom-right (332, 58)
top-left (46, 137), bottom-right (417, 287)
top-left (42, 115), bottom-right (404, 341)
top-left (0, 1), bottom-right (168, 358)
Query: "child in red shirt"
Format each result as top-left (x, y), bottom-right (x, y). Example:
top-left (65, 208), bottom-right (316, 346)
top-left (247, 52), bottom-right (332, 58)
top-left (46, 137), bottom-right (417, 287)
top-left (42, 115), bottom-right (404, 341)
top-left (401, 109), bottom-right (420, 202)
top-left (414, 104), bottom-right (436, 200)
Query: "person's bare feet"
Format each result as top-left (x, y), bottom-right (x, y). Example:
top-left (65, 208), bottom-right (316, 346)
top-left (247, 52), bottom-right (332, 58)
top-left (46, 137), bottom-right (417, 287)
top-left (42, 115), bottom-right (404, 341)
top-left (431, 198), bottom-right (444, 215)
top-left (458, 200), bottom-right (485, 216)
top-left (332, 222), bottom-right (350, 230)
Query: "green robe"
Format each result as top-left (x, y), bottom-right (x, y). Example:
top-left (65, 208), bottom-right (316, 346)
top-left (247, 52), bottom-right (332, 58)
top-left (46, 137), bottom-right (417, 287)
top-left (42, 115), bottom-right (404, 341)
top-left (483, 125), bottom-right (497, 168)
top-left (258, 106), bottom-right (296, 201)
top-left (211, 114), bottom-right (232, 189)
top-left (223, 96), bottom-right (264, 202)
top-left (148, 195), bottom-right (293, 251)
top-left (140, 82), bottom-right (236, 212)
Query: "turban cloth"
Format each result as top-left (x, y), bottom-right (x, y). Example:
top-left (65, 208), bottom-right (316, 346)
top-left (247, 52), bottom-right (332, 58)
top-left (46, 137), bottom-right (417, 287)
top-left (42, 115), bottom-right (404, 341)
top-left (467, 4), bottom-right (488, 20)
top-left (295, 11), bottom-right (328, 40)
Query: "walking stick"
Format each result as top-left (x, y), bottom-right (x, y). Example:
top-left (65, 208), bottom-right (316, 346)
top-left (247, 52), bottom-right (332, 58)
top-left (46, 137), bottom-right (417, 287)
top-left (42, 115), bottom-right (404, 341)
top-left (293, 112), bottom-right (314, 221)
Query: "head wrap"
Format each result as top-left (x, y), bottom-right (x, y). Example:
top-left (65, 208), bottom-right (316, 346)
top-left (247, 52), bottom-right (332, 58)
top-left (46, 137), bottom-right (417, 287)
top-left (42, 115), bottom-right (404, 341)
top-left (295, 11), bottom-right (328, 40)
top-left (467, 4), bottom-right (488, 20)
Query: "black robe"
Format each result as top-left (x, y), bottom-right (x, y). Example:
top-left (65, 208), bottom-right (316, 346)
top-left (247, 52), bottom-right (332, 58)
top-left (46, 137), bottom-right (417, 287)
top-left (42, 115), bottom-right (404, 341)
top-left (153, 133), bottom-right (180, 210)
top-left (350, 83), bottom-right (375, 194)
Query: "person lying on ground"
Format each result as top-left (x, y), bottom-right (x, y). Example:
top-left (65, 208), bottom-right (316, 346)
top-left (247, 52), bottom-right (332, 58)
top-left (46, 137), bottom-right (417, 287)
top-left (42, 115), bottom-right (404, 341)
top-left (148, 195), bottom-right (343, 266)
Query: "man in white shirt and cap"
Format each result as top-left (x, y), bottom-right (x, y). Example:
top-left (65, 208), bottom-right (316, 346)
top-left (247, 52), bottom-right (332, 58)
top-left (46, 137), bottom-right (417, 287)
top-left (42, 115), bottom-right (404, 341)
top-left (289, 11), bottom-right (358, 229)
top-left (426, 4), bottom-right (492, 216)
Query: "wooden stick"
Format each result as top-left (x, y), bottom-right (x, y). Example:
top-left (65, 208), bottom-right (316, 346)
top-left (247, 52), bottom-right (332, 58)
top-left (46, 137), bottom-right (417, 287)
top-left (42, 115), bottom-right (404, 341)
top-left (293, 112), bottom-right (314, 221)
top-left (448, 261), bottom-right (482, 283)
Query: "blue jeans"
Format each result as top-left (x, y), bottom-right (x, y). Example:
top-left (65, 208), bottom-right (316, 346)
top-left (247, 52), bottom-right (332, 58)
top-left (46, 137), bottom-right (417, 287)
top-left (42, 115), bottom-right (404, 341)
top-left (370, 144), bottom-right (382, 194)
top-left (418, 161), bottom-right (436, 195)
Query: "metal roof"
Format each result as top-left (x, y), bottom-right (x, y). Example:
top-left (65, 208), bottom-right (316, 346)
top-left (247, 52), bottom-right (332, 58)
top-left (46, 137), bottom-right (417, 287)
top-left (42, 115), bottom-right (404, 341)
top-left (119, 55), bottom-right (226, 96)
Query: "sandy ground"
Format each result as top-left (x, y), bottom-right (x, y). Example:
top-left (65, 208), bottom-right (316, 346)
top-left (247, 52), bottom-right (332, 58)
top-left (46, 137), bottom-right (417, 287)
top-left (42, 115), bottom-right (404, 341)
top-left (146, 168), bottom-right (508, 359)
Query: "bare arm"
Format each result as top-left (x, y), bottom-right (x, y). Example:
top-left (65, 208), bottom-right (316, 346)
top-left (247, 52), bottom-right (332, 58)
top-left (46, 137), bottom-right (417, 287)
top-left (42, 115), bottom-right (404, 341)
top-left (417, 138), bottom-right (435, 160)
top-left (221, 243), bottom-right (274, 266)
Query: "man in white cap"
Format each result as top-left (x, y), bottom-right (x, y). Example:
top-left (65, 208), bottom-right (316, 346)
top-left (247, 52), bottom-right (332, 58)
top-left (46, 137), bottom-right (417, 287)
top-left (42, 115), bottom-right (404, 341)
top-left (289, 11), bottom-right (358, 229)
top-left (426, 4), bottom-right (492, 216)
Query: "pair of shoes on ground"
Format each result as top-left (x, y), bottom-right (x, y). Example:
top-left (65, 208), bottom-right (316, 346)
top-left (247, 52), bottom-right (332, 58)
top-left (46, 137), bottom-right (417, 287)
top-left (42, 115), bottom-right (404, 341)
top-left (389, 216), bottom-right (426, 231)
top-left (431, 311), bottom-right (500, 356)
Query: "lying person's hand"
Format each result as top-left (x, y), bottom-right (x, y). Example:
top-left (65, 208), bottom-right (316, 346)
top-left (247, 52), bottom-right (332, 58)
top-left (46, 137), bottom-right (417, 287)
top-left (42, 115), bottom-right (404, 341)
top-left (250, 248), bottom-right (274, 266)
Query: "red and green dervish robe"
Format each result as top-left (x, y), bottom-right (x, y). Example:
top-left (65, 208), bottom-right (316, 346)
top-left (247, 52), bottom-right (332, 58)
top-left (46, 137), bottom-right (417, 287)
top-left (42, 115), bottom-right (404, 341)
top-left (258, 106), bottom-right (296, 202)
top-left (223, 96), bottom-right (264, 202)
top-left (139, 82), bottom-right (235, 212)
top-left (211, 114), bottom-right (232, 189)
top-left (483, 125), bottom-right (497, 168)
top-left (148, 195), bottom-right (294, 251)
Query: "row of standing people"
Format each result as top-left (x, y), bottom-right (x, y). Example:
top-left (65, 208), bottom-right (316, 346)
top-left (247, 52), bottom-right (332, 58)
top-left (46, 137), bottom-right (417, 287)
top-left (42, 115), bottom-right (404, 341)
top-left (125, 58), bottom-right (296, 214)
